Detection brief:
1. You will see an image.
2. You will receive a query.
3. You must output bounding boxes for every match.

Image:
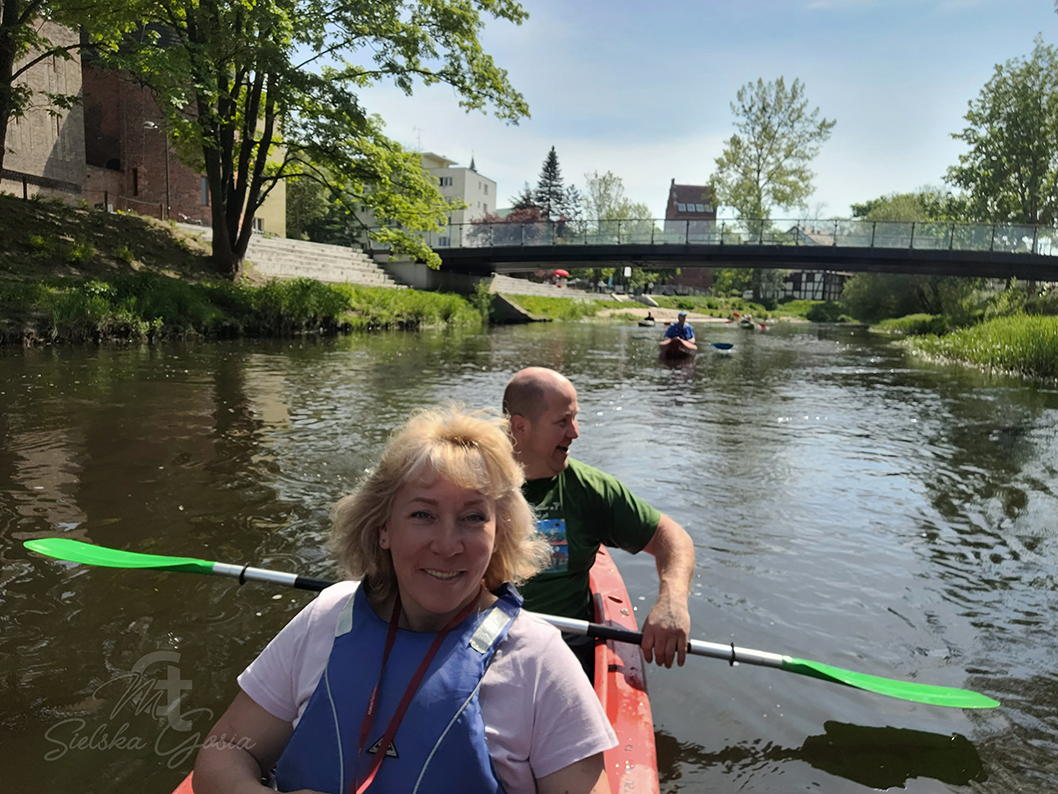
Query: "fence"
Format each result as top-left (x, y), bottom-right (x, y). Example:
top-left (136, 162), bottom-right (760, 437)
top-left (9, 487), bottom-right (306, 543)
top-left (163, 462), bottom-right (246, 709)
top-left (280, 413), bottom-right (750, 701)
top-left (391, 218), bottom-right (1055, 257)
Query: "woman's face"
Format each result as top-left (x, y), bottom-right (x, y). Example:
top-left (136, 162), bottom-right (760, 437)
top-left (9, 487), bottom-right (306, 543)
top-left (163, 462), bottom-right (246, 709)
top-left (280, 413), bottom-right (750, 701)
top-left (380, 474), bottom-right (497, 632)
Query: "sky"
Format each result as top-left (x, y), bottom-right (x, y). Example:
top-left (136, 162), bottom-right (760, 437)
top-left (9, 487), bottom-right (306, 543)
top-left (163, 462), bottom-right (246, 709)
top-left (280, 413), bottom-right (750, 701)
top-left (359, 0), bottom-right (1058, 220)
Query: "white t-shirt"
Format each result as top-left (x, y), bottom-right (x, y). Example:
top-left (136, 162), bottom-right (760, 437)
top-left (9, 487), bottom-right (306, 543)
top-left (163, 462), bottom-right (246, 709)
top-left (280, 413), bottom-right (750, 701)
top-left (239, 582), bottom-right (617, 794)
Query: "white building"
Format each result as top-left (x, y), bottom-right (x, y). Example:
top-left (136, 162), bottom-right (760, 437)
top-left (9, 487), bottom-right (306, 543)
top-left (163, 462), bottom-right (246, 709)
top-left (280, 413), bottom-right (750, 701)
top-left (421, 152), bottom-right (495, 247)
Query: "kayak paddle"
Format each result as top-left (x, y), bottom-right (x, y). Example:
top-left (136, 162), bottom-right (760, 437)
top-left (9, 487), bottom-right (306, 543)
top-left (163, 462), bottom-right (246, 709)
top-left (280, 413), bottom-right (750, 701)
top-left (23, 538), bottom-right (1000, 709)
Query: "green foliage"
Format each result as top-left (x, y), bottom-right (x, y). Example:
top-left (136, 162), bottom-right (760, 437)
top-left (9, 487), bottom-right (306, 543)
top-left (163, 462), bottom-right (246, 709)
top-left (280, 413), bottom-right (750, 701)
top-left (906, 315), bottom-right (1058, 381)
top-left (714, 77), bottom-right (835, 223)
top-left (841, 274), bottom-right (986, 324)
top-left (0, 274), bottom-right (480, 344)
top-left (947, 36), bottom-right (1058, 225)
top-left (984, 283), bottom-right (1058, 319)
top-left (28, 234), bottom-right (54, 258)
top-left (872, 314), bottom-right (949, 335)
top-left (101, 0), bottom-right (530, 275)
top-left (470, 278), bottom-right (494, 323)
top-left (114, 244), bottom-right (136, 265)
top-left (65, 239), bottom-right (97, 265)
top-left (712, 268), bottom-right (752, 296)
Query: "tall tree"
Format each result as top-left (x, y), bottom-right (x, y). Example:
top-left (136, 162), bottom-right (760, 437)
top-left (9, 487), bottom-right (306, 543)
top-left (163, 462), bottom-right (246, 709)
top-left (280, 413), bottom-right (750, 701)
top-left (534, 146), bottom-right (566, 220)
top-left (947, 36), bottom-right (1058, 226)
top-left (583, 170), bottom-right (626, 223)
top-left (509, 181), bottom-right (537, 210)
top-left (713, 77), bottom-right (835, 227)
top-left (100, 0), bottom-right (530, 278)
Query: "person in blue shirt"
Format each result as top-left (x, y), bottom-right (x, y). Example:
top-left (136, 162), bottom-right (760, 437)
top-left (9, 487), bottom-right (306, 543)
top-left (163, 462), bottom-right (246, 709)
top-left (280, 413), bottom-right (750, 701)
top-left (664, 311), bottom-right (694, 341)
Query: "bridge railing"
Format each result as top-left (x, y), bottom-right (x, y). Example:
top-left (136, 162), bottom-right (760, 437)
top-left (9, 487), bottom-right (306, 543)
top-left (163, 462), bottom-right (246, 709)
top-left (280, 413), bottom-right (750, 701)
top-left (402, 218), bottom-right (1055, 256)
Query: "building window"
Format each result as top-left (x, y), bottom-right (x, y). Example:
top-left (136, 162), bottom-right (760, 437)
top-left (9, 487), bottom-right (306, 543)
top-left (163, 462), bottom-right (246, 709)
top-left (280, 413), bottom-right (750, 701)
top-left (695, 203), bottom-right (705, 212)
top-left (132, 168), bottom-right (139, 196)
top-left (439, 235), bottom-right (450, 247)
top-left (676, 202), bottom-right (686, 211)
top-left (201, 176), bottom-right (209, 206)
top-left (484, 184), bottom-right (488, 195)
top-left (253, 217), bottom-right (264, 232)
top-left (806, 272), bottom-right (815, 282)
top-left (483, 203), bottom-right (487, 214)
top-left (440, 176), bottom-right (453, 187)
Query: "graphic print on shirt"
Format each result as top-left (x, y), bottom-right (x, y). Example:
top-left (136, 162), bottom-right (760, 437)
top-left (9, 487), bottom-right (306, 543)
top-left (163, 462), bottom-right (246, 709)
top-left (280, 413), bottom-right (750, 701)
top-left (535, 516), bottom-right (568, 574)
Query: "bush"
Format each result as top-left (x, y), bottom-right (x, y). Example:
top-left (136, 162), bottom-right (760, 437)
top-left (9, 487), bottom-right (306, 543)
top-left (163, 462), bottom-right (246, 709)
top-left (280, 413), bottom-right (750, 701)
top-left (872, 313), bottom-right (948, 335)
top-left (805, 301), bottom-right (846, 322)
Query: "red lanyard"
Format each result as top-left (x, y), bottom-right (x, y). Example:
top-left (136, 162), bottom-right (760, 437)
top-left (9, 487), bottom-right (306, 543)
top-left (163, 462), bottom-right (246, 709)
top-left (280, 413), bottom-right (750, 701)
top-left (352, 591), bottom-right (480, 794)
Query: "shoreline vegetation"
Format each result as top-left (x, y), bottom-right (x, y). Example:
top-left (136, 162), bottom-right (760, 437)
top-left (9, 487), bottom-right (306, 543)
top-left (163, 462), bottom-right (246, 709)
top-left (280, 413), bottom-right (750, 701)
top-left (2, 196), bottom-right (1053, 382)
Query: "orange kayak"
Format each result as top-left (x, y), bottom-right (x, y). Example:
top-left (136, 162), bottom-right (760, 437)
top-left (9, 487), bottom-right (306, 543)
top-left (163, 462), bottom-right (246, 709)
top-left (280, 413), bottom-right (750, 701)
top-left (170, 548), bottom-right (658, 793)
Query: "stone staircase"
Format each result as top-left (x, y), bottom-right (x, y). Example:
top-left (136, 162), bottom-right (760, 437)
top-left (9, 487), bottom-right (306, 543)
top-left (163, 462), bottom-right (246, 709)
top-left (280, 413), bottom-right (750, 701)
top-left (176, 224), bottom-right (405, 288)
top-left (488, 273), bottom-right (595, 298)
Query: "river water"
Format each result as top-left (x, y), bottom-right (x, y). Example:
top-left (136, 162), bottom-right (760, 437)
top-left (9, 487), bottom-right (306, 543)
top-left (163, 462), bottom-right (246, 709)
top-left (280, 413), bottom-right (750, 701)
top-left (2, 322), bottom-right (1057, 792)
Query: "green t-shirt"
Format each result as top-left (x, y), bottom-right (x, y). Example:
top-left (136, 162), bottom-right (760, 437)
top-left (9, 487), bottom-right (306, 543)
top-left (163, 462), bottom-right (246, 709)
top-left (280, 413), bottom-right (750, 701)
top-left (519, 458), bottom-right (661, 620)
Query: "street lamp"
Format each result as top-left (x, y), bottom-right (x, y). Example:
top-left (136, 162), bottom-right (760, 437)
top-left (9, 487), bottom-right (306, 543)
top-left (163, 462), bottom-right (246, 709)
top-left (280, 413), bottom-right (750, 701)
top-left (142, 120), bottom-right (171, 220)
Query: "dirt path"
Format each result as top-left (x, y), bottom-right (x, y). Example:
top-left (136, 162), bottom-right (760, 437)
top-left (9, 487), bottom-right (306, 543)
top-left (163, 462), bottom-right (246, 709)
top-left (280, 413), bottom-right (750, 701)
top-left (596, 305), bottom-right (732, 323)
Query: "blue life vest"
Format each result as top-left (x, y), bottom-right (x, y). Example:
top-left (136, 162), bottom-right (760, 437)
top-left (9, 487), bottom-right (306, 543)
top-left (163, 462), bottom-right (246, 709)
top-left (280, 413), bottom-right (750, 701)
top-left (274, 584), bottom-right (521, 794)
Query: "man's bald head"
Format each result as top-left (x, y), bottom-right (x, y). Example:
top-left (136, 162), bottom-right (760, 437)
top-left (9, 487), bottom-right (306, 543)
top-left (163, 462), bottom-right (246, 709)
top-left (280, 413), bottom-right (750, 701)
top-left (503, 367), bottom-right (576, 421)
top-left (503, 368), bottom-right (580, 479)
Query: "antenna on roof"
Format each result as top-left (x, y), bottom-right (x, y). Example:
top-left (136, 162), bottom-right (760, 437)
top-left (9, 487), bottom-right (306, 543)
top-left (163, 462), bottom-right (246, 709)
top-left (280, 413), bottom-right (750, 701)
top-left (412, 126), bottom-right (423, 149)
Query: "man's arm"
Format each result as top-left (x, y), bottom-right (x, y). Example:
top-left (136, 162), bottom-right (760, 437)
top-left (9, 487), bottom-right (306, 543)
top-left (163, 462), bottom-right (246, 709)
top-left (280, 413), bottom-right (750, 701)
top-left (639, 514), bottom-right (695, 668)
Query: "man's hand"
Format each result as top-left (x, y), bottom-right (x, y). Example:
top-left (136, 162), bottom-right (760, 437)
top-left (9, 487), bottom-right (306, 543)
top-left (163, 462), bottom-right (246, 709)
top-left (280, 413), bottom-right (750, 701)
top-left (641, 593), bottom-right (691, 667)
top-left (640, 513), bottom-right (695, 668)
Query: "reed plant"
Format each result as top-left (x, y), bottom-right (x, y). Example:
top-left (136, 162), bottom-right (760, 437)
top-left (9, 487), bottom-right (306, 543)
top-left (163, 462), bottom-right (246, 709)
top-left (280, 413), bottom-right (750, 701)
top-left (906, 315), bottom-right (1058, 381)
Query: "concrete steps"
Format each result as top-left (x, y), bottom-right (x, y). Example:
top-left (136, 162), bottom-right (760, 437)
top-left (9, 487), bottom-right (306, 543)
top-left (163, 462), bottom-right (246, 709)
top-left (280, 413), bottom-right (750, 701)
top-left (488, 273), bottom-right (595, 298)
top-left (176, 224), bottom-right (405, 288)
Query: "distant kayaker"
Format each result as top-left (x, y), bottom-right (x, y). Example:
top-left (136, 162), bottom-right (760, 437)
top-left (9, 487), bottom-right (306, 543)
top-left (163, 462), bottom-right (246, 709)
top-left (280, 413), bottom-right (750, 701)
top-left (193, 407), bottom-right (617, 794)
top-left (645, 311), bottom-right (654, 322)
top-left (503, 368), bottom-right (695, 675)
top-left (664, 310), bottom-right (694, 342)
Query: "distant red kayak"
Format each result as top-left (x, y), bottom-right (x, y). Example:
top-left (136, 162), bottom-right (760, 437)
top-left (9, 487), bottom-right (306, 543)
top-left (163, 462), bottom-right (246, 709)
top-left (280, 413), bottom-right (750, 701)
top-left (659, 336), bottom-right (697, 358)
top-left (170, 548), bottom-right (659, 794)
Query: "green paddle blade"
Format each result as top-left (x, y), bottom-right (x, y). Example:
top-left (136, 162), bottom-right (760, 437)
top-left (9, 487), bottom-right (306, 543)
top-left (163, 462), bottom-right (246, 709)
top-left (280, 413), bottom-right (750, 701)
top-left (24, 538), bottom-right (215, 576)
top-left (782, 657), bottom-right (1000, 709)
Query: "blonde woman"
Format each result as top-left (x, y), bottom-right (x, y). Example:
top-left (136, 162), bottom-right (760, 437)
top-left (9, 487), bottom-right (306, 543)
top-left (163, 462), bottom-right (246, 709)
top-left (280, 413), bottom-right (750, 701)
top-left (193, 407), bottom-right (616, 794)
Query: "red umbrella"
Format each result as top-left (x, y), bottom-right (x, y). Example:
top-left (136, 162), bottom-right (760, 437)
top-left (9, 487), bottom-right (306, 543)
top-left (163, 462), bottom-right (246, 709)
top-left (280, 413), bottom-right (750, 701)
top-left (553, 269), bottom-right (570, 278)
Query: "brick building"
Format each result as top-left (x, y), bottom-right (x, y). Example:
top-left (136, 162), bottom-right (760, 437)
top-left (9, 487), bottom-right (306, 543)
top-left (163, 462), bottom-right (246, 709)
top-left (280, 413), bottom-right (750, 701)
top-left (3, 22), bottom-right (284, 236)
top-left (662, 180), bottom-right (717, 292)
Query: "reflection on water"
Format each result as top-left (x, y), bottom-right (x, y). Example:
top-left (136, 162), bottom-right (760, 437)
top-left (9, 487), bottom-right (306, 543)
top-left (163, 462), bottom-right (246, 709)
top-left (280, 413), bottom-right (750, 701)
top-left (656, 721), bottom-right (985, 790)
top-left (2, 324), bottom-right (1057, 792)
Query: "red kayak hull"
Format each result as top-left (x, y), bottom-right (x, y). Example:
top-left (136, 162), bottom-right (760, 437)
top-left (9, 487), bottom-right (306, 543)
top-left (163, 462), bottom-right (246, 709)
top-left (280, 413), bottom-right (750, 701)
top-left (170, 548), bottom-right (659, 793)
top-left (590, 546), bottom-right (660, 794)
top-left (659, 337), bottom-right (697, 358)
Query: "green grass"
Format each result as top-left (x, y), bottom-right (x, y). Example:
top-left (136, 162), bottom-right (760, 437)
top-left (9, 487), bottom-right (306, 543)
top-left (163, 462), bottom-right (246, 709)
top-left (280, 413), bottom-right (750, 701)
top-left (905, 315), bottom-right (1058, 381)
top-left (0, 275), bottom-right (481, 344)
top-left (872, 314), bottom-right (949, 336)
top-left (503, 294), bottom-right (628, 320)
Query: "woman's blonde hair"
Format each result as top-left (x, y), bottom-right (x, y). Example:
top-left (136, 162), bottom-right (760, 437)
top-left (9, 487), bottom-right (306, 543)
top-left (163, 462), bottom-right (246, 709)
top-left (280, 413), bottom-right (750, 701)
top-left (328, 406), bottom-right (550, 601)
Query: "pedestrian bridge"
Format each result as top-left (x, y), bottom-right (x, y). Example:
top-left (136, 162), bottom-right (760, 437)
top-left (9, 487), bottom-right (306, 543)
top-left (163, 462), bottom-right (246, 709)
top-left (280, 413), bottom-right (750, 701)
top-left (395, 218), bottom-right (1058, 281)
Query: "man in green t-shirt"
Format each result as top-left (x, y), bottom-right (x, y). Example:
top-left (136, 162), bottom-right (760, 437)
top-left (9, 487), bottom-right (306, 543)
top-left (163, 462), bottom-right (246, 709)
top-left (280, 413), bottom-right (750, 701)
top-left (503, 367), bottom-right (695, 670)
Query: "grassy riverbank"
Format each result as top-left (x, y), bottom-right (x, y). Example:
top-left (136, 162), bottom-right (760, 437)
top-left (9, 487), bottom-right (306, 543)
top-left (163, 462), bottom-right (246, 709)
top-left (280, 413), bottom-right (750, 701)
top-left (0, 194), bottom-right (485, 343)
top-left (904, 315), bottom-right (1058, 381)
top-left (0, 276), bottom-right (481, 344)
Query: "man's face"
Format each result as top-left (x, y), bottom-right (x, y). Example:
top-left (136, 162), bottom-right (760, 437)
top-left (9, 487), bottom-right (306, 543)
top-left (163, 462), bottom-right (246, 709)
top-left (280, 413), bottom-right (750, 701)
top-left (677, 315), bottom-right (686, 326)
top-left (512, 383), bottom-right (579, 480)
